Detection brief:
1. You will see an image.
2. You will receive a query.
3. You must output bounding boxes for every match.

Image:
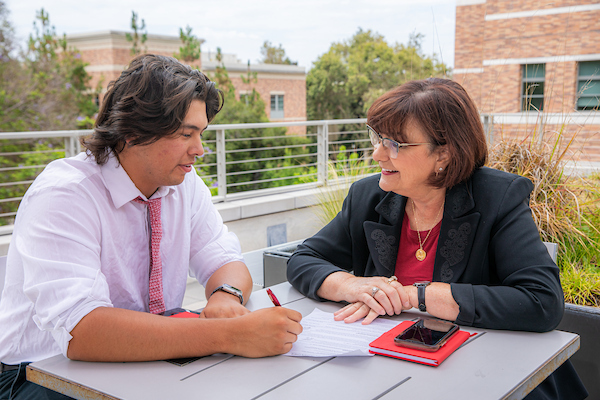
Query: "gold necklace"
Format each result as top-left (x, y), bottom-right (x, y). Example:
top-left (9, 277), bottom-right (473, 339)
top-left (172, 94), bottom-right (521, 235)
top-left (411, 199), bottom-right (444, 261)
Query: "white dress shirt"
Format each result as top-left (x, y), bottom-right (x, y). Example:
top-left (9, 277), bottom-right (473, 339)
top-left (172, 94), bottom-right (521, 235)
top-left (0, 152), bottom-right (243, 364)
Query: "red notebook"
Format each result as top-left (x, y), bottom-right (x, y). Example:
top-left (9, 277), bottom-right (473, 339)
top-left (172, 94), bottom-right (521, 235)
top-left (369, 320), bottom-right (472, 366)
top-left (168, 311), bottom-right (200, 319)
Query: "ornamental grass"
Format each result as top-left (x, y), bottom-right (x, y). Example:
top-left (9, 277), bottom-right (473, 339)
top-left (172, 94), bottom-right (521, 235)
top-left (488, 126), bottom-right (600, 307)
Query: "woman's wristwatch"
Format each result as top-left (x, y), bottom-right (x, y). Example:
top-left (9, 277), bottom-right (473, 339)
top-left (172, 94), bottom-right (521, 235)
top-left (210, 284), bottom-right (244, 304)
top-left (413, 281), bottom-right (430, 312)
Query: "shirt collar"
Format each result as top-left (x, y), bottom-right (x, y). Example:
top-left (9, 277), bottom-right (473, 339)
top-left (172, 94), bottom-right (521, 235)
top-left (101, 153), bottom-right (175, 208)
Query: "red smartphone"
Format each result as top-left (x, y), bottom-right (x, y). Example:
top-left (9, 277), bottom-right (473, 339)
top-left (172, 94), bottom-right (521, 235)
top-left (394, 318), bottom-right (459, 352)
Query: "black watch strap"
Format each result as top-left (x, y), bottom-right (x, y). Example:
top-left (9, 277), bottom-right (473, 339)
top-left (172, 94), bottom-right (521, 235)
top-left (413, 281), bottom-right (430, 312)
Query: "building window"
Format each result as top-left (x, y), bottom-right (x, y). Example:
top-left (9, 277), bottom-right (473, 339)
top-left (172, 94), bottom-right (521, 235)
top-left (521, 64), bottom-right (545, 111)
top-left (577, 61), bottom-right (600, 111)
top-left (238, 90), bottom-right (252, 105)
top-left (270, 94), bottom-right (284, 119)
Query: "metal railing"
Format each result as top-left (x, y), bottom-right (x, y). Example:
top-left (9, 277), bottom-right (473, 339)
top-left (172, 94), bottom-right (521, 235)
top-left (0, 118), bottom-right (371, 225)
top-left (2, 112), bottom-right (599, 226)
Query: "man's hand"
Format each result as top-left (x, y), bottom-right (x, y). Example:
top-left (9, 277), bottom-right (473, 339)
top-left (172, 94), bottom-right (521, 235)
top-left (200, 290), bottom-right (250, 319)
top-left (225, 307), bottom-right (303, 358)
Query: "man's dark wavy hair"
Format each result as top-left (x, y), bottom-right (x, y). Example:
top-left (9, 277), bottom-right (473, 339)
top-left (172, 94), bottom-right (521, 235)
top-left (83, 54), bottom-right (224, 165)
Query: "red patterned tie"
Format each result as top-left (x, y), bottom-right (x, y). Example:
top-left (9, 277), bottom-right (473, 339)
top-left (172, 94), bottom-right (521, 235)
top-left (134, 196), bottom-right (166, 314)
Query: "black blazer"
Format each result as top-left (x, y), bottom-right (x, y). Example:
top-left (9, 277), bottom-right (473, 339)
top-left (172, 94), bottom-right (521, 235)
top-left (287, 167), bottom-right (564, 332)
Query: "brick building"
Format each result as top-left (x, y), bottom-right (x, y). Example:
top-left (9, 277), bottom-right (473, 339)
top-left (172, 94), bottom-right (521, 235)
top-left (65, 31), bottom-right (306, 133)
top-left (454, 1), bottom-right (600, 162)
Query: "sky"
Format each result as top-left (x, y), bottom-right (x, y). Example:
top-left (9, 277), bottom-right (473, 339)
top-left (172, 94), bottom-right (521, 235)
top-left (4, 0), bottom-right (457, 71)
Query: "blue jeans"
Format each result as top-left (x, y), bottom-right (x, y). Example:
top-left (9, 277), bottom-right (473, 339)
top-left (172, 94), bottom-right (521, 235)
top-left (0, 364), bottom-right (74, 400)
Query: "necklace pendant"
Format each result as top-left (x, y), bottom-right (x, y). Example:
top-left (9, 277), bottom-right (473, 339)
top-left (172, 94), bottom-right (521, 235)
top-left (415, 249), bottom-right (427, 261)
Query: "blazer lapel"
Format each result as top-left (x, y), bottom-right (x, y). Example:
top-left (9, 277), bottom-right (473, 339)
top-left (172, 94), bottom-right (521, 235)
top-left (434, 179), bottom-right (480, 283)
top-left (364, 192), bottom-right (405, 277)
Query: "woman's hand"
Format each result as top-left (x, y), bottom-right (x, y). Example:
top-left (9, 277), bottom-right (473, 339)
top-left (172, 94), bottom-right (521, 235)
top-left (334, 302), bottom-right (382, 324)
top-left (318, 273), bottom-right (412, 324)
top-left (333, 281), bottom-right (461, 324)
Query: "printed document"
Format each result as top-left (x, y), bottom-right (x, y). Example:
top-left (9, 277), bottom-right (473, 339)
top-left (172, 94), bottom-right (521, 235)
top-left (284, 308), bottom-right (400, 357)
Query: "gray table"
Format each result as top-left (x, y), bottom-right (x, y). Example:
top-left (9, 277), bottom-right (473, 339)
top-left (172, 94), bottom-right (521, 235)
top-left (27, 282), bottom-right (580, 400)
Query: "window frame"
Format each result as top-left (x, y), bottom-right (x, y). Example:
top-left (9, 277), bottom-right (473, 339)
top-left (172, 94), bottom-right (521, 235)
top-left (576, 60), bottom-right (600, 111)
top-left (270, 94), bottom-right (284, 120)
top-left (521, 63), bottom-right (546, 112)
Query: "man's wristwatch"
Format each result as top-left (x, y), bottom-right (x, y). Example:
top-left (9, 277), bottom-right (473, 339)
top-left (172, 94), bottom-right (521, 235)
top-left (413, 281), bottom-right (430, 312)
top-left (210, 284), bottom-right (244, 304)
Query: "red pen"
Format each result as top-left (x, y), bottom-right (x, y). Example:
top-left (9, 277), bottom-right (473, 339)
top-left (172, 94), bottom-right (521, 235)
top-left (266, 288), bottom-right (281, 306)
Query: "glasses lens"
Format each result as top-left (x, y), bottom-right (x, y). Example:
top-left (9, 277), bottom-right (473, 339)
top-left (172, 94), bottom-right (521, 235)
top-left (368, 127), bottom-right (379, 147)
top-left (386, 139), bottom-right (399, 159)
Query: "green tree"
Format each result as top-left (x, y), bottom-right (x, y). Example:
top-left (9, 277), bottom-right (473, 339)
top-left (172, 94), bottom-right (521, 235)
top-left (174, 25), bottom-right (201, 63)
top-left (125, 11), bottom-right (147, 56)
top-left (307, 28), bottom-right (449, 121)
top-left (260, 40), bottom-right (297, 65)
top-left (0, 7), bottom-right (97, 132)
top-left (0, 0), bottom-right (15, 57)
top-left (199, 49), bottom-right (313, 194)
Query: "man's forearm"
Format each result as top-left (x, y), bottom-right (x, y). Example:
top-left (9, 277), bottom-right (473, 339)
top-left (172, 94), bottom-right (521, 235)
top-left (67, 307), bottom-right (232, 361)
top-left (67, 305), bottom-right (303, 361)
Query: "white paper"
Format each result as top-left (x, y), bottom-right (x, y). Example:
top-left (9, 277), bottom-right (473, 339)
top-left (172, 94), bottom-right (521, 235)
top-left (283, 308), bottom-right (400, 357)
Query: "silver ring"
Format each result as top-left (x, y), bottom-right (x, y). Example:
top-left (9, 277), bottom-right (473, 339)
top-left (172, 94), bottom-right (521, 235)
top-left (371, 287), bottom-right (380, 297)
top-left (387, 276), bottom-right (398, 284)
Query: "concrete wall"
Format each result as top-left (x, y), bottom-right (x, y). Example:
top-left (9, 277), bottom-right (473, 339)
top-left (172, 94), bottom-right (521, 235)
top-left (224, 206), bottom-right (322, 253)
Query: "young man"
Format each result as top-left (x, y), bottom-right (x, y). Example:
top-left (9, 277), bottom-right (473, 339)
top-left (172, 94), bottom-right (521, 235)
top-left (0, 54), bottom-right (302, 399)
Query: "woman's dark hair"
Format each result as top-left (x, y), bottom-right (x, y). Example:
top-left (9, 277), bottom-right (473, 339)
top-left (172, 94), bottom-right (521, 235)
top-left (367, 78), bottom-right (487, 188)
top-left (83, 54), bottom-right (224, 165)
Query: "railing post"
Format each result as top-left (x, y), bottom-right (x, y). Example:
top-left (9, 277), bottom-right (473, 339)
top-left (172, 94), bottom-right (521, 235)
top-left (70, 136), bottom-right (76, 157)
top-left (317, 123), bottom-right (329, 186)
top-left (216, 129), bottom-right (227, 198)
top-left (482, 114), bottom-right (494, 145)
top-left (76, 134), bottom-right (82, 154)
top-left (63, 137), bottom-right (73, 158)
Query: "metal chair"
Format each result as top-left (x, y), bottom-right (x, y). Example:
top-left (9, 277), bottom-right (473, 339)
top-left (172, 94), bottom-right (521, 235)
top-left (543, 242), bottom-right (558, 263)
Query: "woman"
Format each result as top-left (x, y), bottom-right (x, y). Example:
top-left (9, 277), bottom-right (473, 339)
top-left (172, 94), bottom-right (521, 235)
top-left (287, 78), bottom-right (586, 399)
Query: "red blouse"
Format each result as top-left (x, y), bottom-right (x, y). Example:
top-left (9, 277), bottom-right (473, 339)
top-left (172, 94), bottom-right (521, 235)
top-left (394, 214), bottom-right (442, 286)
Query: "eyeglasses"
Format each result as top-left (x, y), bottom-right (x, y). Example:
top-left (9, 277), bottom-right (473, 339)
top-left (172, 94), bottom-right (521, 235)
top-left (367, 124), bottom-right (429, 159)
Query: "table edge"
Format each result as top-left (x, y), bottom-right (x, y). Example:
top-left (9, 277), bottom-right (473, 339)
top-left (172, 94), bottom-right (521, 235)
top-left (27, 363), bottom-right (120, 400)
top-left (502, 334), bottom-right (580, 400)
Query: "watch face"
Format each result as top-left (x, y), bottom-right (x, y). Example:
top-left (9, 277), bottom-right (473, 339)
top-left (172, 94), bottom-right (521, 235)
top-left (222, 284), bottom-right (242, 295)
top-left (215, 284), bottom-right (243, 304)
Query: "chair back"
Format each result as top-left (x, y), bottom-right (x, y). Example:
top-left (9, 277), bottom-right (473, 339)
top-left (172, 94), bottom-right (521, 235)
top-left (543, 242), bottom-right (558, 263)
top-left (0, 255), bottom-right (6, 300)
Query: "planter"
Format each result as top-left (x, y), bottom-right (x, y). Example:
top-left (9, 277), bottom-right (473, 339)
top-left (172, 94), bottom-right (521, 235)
top-left (557, 303), bottom-right (600, 398)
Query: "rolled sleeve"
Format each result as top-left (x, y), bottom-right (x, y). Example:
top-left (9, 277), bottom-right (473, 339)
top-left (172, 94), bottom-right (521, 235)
top-left (29, 269), bottom-right (113, 357)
